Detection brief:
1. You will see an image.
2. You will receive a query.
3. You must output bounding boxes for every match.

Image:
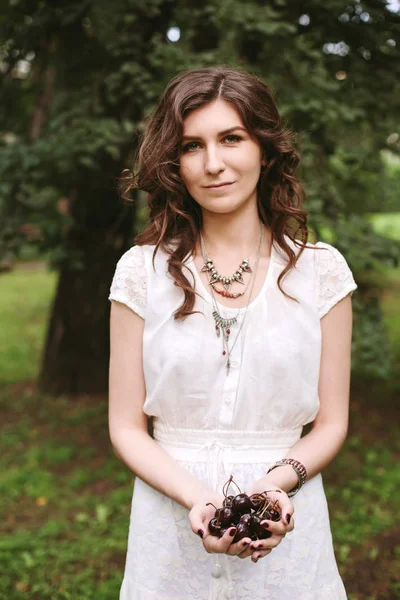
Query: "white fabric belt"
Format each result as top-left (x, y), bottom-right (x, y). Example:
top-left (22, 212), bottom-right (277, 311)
top-left (153, 421), bottom-right (302, 464)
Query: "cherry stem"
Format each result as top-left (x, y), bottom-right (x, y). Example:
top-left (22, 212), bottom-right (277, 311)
top-left (258, 499), bottom-right (272, 519)
top-left (258, 498), bottom-right (281, 519)
top-left (206, 502), bottom-right (218, 511)
top-left (223, 475), bottom-right (242, 498)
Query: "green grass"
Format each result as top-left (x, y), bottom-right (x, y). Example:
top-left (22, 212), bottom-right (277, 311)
top-left (0, 268), bottom-right (57, 384)
top-left (0, 388), bottom-right (131, 600)
top-left (0, 257), bottom-right (399, 599)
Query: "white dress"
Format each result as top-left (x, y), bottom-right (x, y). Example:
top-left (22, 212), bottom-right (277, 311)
top-left (109, 235), bottom-right (358, 600)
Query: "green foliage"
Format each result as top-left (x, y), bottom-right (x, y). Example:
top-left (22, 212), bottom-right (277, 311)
top-left (370, 211), bottom-right (400, 242)
top-left (378, 151), bottom-right (400, 212)
top-left (326, 436), bottom-right (400, 546)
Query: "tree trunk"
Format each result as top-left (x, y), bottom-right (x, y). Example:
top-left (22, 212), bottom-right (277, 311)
top-left (29, 35), bottom-right (57, 141)
top-left (39, 200), bottom-right (135, 395)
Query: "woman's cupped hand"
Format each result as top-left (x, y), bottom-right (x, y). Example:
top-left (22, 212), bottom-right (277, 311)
top-left (189, 492), bottom-right (252, 557)
top-left (243, 482), bottom-right (295, 562)
top-left (188, 485), bottom-right (294, 562)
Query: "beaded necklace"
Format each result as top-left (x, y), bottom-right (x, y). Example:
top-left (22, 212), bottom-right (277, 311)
top-left (200, 224), bottom-right (264, 375)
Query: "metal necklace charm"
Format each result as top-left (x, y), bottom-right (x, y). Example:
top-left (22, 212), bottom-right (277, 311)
top-left (200, 223), bottom-right (264, 374)
top-left (201, 257), bottom-right (252, 291)
top-left (212, 311), bottom-right (237, 341)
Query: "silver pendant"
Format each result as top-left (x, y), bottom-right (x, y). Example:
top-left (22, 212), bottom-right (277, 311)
top-left (201, 259), bottom-right (213, 273)
top-left (242, 261), bottom-right (252, 273)
top-left (212, 310), bottom-right (237, 334)
top-left (209, 273), bottom-right (220, 286)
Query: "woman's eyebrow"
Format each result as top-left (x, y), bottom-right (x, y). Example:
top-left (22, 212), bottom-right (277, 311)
top-left (182, 126), bottom-right (247, 141)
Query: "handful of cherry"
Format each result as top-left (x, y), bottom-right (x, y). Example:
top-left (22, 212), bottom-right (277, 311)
top-left (207, 475), bottom-right (281, 544)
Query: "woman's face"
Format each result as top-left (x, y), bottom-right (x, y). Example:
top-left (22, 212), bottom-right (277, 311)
top-left (179, 99), bottom-right (265, 216)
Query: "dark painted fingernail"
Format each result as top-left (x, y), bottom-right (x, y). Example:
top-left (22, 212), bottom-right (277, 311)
top-left (229, 528), bottom-right (237, 537)
top-left (286, 514), bottom-right (291, 524)
top-left (262, 522), bottom-right (269, 529)
top-left (197, 529), bottom-right (204, 538)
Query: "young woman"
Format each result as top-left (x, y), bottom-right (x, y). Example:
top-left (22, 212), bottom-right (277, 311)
top-left (108, 66), bottom-right (357, 600)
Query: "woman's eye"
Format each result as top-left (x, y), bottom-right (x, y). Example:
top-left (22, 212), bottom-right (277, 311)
top-left (223, 135), bottom-right (242, 143)
top-left (182, 141), bottom-right (200, 153)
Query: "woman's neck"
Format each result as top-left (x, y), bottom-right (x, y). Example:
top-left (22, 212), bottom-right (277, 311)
top-left (198, 206), bottom-right (271, 260)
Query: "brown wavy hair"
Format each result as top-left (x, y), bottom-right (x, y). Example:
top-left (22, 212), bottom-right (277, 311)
top-left (119, 65), bottom-right (316, 320)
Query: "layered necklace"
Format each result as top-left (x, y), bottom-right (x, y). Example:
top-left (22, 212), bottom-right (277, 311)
top-left (199, 223), bottom-right (264, 374)
top-left (200, 234), bottom-right (260, 298)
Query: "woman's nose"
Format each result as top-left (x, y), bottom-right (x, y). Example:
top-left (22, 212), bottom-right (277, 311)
top-left (204, 147), bottom-right (225, 174)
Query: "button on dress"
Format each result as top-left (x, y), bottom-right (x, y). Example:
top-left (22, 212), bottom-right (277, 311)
top-left (109, 235), bottom-right (358, 600)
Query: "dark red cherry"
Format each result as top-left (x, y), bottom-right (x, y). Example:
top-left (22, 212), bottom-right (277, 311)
top-left (232, 522), bottom-right (251, 544)
top-left (258, 529), bottom-right (272, 540)
top-left (218, 507), bottom-right (237, 526)
top-left (262, 509), bottom-right (281, 522)
top-left (206, 502), bottom-right (222, 519)
top-left (239, 513), bottom-right (252, 526)
top-left (270, 509), bottom-right (281, 522)
top-left (250, 494), bottom-right (263, 510)
top-left (230, 511), bottom-right (241, 525)
top-left (251, 514), bottom-right (272, 539)
top-left (209, 518), bottom-right (222, 536)
top-left (232, 493), bottom-right (252, 514)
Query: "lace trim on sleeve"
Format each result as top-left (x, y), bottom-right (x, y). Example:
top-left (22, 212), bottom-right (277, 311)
top-left (315, 242), bottom-right (357, 319)
top-left (108, 245), bottom-right (147, 319)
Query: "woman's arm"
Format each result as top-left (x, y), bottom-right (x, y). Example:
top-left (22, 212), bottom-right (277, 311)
top-left (252, 292), bottom-right (354, 494)
top-left (109, 300), bottom-right (214, 510)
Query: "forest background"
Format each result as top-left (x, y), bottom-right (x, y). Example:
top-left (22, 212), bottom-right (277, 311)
top-left (0, 1), bottom-right (399, 598)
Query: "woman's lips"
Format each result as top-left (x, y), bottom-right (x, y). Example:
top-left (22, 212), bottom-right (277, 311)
top-left (204, 182), bottom-right (235, 190)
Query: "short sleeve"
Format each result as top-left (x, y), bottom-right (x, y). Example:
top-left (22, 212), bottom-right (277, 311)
top-left (108, 245), bottom-right (147, 319)
top-left (314, 242), bottom-right (357, 319)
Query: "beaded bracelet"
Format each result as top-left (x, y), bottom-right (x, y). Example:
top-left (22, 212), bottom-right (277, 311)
top-left (267, 458), bottom-right (307, 498)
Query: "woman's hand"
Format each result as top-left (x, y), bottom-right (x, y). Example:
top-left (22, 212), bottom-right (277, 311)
top-left (188, 481), bottom-right (294, 562)
top-left (239, 481), bottom-right (295, 563)
top-left (189, 493), bottom-right (252, 557)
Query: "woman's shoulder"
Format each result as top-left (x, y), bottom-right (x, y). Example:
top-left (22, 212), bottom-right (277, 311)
top-left (117, 243), bottom-right (146, 262)
top-left (275, 235), bottom-right (348, 266)
top-left (310, 240), bottom-right (358, 318)
top-left (116, 243), bottom-right (162, 265)
top-left (308, 239), bottom-right (353, 273)
top-left (124, 243), bottom-right (180, 281)
top-left (109, 245), bottom-right (148, 317)
top-left (273, 234), bottom-right (320, 266)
